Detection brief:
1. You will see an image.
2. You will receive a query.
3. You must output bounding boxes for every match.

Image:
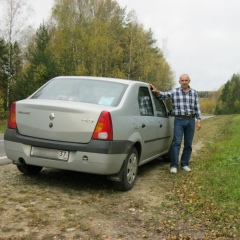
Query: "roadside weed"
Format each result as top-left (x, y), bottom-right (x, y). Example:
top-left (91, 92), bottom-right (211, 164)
top-left (176, 115), bottom-right (240, 238)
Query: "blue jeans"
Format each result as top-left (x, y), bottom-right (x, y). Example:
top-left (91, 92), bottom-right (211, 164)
top-left (171, 118), bottom-right (195, 168)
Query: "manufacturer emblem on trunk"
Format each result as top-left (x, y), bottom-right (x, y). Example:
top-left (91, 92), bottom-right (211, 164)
top-left (81, 118), bottom-right (94, 123)
top-left (49, 113), bottom-right (55, 120)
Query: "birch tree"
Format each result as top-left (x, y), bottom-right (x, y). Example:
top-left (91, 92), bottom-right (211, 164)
top-left (0, 38), bottom-right (8, 116)
top-left (0, 0), bottom-right (32, 109)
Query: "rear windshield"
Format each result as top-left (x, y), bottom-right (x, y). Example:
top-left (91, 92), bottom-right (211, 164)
top-left (31, 78), bottom-right (128, 107)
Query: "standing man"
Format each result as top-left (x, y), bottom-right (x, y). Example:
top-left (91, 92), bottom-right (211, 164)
top-left (150, 74), bottom-right (201, 174)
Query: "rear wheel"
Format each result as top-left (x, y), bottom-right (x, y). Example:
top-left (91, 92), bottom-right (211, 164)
top-left (112, 147), bottom-right (138, 191)
top-left (17, 163), bottom-right (43, 175)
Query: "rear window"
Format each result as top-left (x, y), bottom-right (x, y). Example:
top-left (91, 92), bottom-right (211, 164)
top-left (31, 78), bottom-right (127, 107)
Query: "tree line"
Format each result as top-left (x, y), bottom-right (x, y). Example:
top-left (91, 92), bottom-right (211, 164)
top-left (0, 0), bottom-right (239, 117)
top-left (0, 0), bottom-right (174, 117)
top-left (197, 91), bottom-right (219, 115)
top-left (215, 74), bottom-right (240, 114)
top-left (196, 73), bottom-right (240, 115)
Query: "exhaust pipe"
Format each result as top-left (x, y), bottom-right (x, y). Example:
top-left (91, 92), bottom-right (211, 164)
top-left (13, 157), bottom-right (26, 165)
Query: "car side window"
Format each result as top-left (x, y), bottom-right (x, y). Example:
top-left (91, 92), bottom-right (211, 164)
top-left (152, 94), bottom-right (168, 117)
top-left (138, 87), bottom-right (154, 116)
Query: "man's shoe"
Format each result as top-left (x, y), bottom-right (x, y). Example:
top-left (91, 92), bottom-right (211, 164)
top-left (170, 167), bottom-right (177, 174)
top-left (182, 166), bottom-right (192, 172)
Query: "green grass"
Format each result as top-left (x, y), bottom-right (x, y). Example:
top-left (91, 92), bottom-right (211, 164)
top-left (0, 118), bottom-right (7, 133)
top-left (0, 115), bottom-right (239, 238)
top-left (175, 115), bottom-right (240, 238)
top-left (196, 116), bottom-right (240, 206)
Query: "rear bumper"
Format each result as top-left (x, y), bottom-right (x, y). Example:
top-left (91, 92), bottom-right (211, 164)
top-left (4, 129), bottom-right (133, 175)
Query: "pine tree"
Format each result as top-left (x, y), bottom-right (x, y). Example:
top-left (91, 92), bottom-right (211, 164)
top-left (14, 24), bottom-right (58, 100)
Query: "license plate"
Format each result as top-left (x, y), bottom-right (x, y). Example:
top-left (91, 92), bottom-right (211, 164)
top-left (31, 147), bottom-right (69, 161)
top-left (58, 150), bottom-right (69, 160)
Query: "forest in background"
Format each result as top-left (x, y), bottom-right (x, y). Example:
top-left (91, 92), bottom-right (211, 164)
top-left (0, 0), bottom-right (239, 118)
top-left (0, 0), bottom-right (174, 116)
top-left (198, 73), bottom-right (240, 115)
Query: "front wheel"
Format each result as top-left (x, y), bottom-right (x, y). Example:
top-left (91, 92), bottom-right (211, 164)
top-left (112, 147), bottom-right (138, 191)
top-left (17, 163), bottom-right (43, 175)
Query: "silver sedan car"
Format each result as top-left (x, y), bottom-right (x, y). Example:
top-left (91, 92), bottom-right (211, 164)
top-left (4, 76), bottom-right (173, 190)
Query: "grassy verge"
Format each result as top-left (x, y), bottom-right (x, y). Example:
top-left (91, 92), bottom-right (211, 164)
top-left (0, 115), bottom-right (239, 238)
top-left (0, 118), bottom-right (7, 133)
top-left (173, 115), bottom-right (240, 238)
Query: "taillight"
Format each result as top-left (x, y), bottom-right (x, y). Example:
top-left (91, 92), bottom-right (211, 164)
top-left (92, 111), bottom-right (113, 140)
top-left (7, 102), bottom-right (17, 129)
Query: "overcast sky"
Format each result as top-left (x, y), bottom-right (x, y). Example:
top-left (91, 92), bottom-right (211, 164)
top-left (24, 0), bottom-right (240, 90)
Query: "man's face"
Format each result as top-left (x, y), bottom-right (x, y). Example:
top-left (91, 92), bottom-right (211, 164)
top-left (179, 75), bottom-right (190, 89)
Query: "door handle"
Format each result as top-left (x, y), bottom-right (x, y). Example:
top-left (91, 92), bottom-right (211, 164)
top-left (160, 124), bottom-right (163, 128)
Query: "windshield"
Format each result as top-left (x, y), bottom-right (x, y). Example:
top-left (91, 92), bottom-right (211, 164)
top-left (31, 78), bottom-right (127, 107)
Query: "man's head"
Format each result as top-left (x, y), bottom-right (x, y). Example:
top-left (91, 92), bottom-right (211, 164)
top-left (179, 74), bottom-right (190, 90)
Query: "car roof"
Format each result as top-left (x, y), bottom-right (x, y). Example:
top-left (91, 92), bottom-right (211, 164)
top-left (52, 76), bottom-right (149, 87)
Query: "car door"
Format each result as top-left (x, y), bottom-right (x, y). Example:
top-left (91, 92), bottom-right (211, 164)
top-left (151, 93), bottom-right (173, 152)
top-left (138, 87), bottom-right (162, 160)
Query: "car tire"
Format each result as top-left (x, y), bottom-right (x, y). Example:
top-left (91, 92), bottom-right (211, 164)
top-left (17, 164), bottom-right (43, 175)
top-left (112, 147), bottom-right (138, 191)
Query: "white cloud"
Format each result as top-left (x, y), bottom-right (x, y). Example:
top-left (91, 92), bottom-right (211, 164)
top-left (118, 0), bottom-right (240, 90)
top-left (28, 0), bottom-right (54, 28)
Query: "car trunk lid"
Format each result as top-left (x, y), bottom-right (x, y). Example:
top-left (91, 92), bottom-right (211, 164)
top-left (16, 100), bottom-right (104, 143)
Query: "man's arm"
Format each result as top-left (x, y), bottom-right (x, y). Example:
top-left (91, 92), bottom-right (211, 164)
top-left (149, 83), bottom-right (160, 96)
top-left (195, 92), bottom-right (202, 131)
